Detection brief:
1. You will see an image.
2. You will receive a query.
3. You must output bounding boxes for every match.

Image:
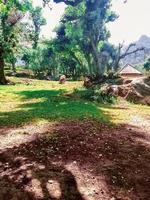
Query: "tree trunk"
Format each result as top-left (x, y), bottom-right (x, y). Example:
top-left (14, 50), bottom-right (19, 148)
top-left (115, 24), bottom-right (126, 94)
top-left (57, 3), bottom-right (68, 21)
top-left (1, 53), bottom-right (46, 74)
top-left (85, 54), bottom-right (93, 75)
top-left (12, 61), bottom-right (16, 73)
top-left (112, 57), bottom-right (120, 71)
top-left (90, 38), bottom-right (104, 75)
top-left (0, 51), bottom-right (7, 85)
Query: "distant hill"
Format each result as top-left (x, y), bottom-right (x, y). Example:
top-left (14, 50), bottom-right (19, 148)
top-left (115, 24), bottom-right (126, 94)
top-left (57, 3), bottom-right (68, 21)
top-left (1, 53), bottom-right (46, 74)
top-left (122, 35), bottom-right (150, 66)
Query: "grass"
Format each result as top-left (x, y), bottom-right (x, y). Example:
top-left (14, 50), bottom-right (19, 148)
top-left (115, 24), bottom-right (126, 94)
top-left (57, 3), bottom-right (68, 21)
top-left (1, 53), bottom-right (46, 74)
top-left (101, 99), bottom-right (150, 124)
top-left (0, 77), bottom-right (149, 127)
top-left (0, 77), bottom-right (109, 127)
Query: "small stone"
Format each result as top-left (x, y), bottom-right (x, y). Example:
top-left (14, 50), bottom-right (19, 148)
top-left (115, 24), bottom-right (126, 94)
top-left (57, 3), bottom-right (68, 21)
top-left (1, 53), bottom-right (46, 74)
top-left (110, 197), bottom-right (116, 200)
top-left (48, 180), bottom-right (53, 184)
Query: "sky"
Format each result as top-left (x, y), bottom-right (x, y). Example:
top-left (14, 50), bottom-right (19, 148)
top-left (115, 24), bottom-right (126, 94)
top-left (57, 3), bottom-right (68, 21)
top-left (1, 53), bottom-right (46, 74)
top-left (33, 0), bottom-right (150, 45)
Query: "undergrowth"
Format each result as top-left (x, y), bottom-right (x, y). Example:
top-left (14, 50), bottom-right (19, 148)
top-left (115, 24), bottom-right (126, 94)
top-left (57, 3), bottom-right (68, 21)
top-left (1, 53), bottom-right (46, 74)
top-left (73, 85), bottom-right (117, 104)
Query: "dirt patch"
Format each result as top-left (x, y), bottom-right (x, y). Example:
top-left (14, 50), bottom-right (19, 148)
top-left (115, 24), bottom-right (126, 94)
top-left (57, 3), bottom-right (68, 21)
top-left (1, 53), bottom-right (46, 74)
top-left (0, 120), bottom-right (150, 200)
top-left (0, 123), bottom-right (54, 150)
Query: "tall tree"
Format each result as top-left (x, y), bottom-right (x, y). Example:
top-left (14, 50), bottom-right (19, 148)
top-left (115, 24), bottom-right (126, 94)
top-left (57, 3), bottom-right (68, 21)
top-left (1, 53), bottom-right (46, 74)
top-left (54, 0), bottom-right (117, 76)
top-left (30, 6), bottom-right (46, 49)
top-left (0, 0), bottom-right (31, 84)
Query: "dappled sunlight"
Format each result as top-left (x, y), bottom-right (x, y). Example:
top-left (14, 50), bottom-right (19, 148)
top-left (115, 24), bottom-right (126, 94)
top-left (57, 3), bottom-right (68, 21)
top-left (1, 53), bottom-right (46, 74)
top-left (0, 79), bottom-right (83, 113)
top-left (65, 162), bottom-right (111, 199)
top-left (0, 0), bottom-right (150, 198)
top-left (0, 80), bottom-right (150, 199)
top-left (0, 152), bottom-right (85, 200)
top-left (0, 120), bottom-right (150, 199)
top-left (46, 180), bottom-right (62, 199)
top-left (25, 178), bottom-right (44, 199)
top-left (100, 100), bottom-right (150, 125)
top-left (0, 123), bottom-right (54, 150)
top-left (0, 88), bottom-right (109, 127)
top-left (0, 131), bottom-right (34, 150)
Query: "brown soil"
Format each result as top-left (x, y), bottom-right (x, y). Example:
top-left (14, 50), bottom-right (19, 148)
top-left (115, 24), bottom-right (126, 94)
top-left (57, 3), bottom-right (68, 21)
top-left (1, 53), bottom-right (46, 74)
top-left (0, 119), bottom-right (150, 200)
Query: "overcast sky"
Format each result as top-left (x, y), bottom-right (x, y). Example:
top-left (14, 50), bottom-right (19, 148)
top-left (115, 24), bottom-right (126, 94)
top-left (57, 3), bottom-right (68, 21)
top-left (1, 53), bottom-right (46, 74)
top-left (33, 0), bottom-right (150, 45)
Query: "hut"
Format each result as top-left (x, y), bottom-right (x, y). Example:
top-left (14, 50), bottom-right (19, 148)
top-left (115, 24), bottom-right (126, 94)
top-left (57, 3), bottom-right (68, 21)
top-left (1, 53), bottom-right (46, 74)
top-left (119, 64), bottom-right (143, 79)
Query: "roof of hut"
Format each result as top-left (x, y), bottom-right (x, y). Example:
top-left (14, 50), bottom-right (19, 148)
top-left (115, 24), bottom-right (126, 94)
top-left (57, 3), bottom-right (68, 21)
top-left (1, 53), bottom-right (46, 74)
top-left (119, 64), bottom-right (143, 75)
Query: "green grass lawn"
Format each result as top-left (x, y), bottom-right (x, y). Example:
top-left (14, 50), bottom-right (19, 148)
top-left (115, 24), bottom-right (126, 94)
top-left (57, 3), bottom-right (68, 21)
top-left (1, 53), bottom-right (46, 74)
top-left (0, 77), bottom-right (109, 127)
top-left (0, 77), bottom-right (149, 127)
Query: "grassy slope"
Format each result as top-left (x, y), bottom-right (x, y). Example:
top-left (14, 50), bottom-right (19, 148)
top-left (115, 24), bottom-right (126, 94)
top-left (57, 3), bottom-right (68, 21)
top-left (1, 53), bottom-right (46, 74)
top-left (0, 77), bottom-right (149, 127)
top-left (0, 77), bottom-right (109, 127)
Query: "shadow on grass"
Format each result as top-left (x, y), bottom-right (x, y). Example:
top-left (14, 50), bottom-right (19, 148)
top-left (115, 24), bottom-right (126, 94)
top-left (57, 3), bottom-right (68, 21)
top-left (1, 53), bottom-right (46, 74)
top-left (0, 121), bottom-right (150, 199)
top-left (0, 89), bottom-right (111, 127)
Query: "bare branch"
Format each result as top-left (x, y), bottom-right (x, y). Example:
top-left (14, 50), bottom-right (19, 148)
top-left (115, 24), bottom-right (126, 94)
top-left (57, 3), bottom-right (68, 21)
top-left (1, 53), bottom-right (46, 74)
top-left (124, 43), bottom-right (136, 55)
top-left (120, 47), bottom-right (145, 59)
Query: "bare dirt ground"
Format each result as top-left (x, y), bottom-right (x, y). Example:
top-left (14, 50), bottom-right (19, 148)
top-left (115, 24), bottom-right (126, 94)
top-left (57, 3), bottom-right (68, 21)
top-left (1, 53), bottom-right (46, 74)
top-left (0, 105), bottom-right (150, 200)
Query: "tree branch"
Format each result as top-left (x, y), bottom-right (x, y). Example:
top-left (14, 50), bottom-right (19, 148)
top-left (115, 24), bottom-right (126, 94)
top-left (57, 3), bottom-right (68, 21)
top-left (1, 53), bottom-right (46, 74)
top-left (120, 47), bottom-right (145, 59)
top-left (43, 0), bottom-right (82, 6)
top-left (124, 43), bottom-right (136, 55)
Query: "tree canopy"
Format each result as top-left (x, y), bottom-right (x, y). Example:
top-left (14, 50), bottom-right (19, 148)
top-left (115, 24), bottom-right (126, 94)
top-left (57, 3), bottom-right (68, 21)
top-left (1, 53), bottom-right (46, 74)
top-left (1, 0), bottom-right (145, 84)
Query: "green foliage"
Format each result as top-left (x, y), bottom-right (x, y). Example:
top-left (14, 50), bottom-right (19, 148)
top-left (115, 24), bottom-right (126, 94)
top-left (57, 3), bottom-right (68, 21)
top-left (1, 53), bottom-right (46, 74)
top-left (74, 85), bottom-right (117, 104)
top-left (0, 0), bottom-right (31, 51)
top-left (144, 58), bottom-right (150, 71)
top-left (53, 0), bottom-right (117, 77)
top-left (0, 0), bottom-right (32, 84)
top-left (30, 6), bottom-right (46, 49)
top-left (0, 0), bottom-right (118, 83)
top-left (22, 44), bottom-right (56, 79)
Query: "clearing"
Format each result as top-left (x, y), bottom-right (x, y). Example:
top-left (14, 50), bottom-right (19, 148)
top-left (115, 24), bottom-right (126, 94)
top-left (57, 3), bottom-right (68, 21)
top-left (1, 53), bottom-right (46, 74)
top-left (0, 78), bottom-right (150, 200)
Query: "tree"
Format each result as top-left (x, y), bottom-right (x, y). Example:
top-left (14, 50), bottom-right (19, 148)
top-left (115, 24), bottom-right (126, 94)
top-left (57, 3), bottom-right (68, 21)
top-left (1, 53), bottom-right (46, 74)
top-left (30, 6), bottom-right (46, 49)
top-left (22, 40), bottom-right (59, 79)
top-left (43, 0), bottom-right (82, 6)
top-left (112, 43), bottom-right (145, 71)
top-left (144, 58), bottom-right (150, 71)
top-left (53, 0), bottom-right (117, 77)
top-left (0, 0), bottom-right (31, 84)
top-left (55, 9), bottom-right (89, 79)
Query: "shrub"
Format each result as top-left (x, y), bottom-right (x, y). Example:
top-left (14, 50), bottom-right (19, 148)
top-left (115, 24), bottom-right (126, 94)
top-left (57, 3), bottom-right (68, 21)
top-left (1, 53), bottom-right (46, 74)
top-left (73, 85), bottom-right (117, 104)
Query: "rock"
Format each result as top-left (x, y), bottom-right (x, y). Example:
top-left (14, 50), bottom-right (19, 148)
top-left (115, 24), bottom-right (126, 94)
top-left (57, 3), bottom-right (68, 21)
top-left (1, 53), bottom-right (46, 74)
top-left (126, 77), bottom-right (150, 105)
top-left (59, 75), bottom-right (66, 84)
top-left (107, 85), bottom-right (129, 97)
top-left (107, 76), bottom-right (150, 105)
top-left (110, 197), bottom-right (116, 200)
top-left (48, 180), bottom-right (53, 184)
top-left (123, 79), bottom-right (132, 84)
top-left (83, 77), bottom-right (93, 88)
top-left (107, 85), bottom-right (119, 96)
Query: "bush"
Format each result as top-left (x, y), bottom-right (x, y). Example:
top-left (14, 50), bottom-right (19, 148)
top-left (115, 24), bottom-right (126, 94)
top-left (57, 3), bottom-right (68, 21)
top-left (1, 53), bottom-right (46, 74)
top-left (73, 85), bottom-right (117, 104)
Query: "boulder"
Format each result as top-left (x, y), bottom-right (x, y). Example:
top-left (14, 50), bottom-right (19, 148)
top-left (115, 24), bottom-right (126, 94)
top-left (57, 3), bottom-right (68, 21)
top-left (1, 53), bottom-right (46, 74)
top-left (107, 77), bottom-right (150, 105)
top-left (83, 77), bottom-right (93, 88)
top-left (59, 75), bottom-right (66, 84)
top-left (126, 77), bottom-right (150, 105)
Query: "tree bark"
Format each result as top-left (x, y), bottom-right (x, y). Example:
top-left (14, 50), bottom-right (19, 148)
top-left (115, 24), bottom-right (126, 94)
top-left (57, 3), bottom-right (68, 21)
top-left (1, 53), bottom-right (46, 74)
top-left (86, 54), bottom-right (93, 75)
top-left (0, 51), bottom-right (7, 84)
top-left (12, 60), bottom-right (16, 73)
top-left (90, 39), bottom-right (103, 75)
